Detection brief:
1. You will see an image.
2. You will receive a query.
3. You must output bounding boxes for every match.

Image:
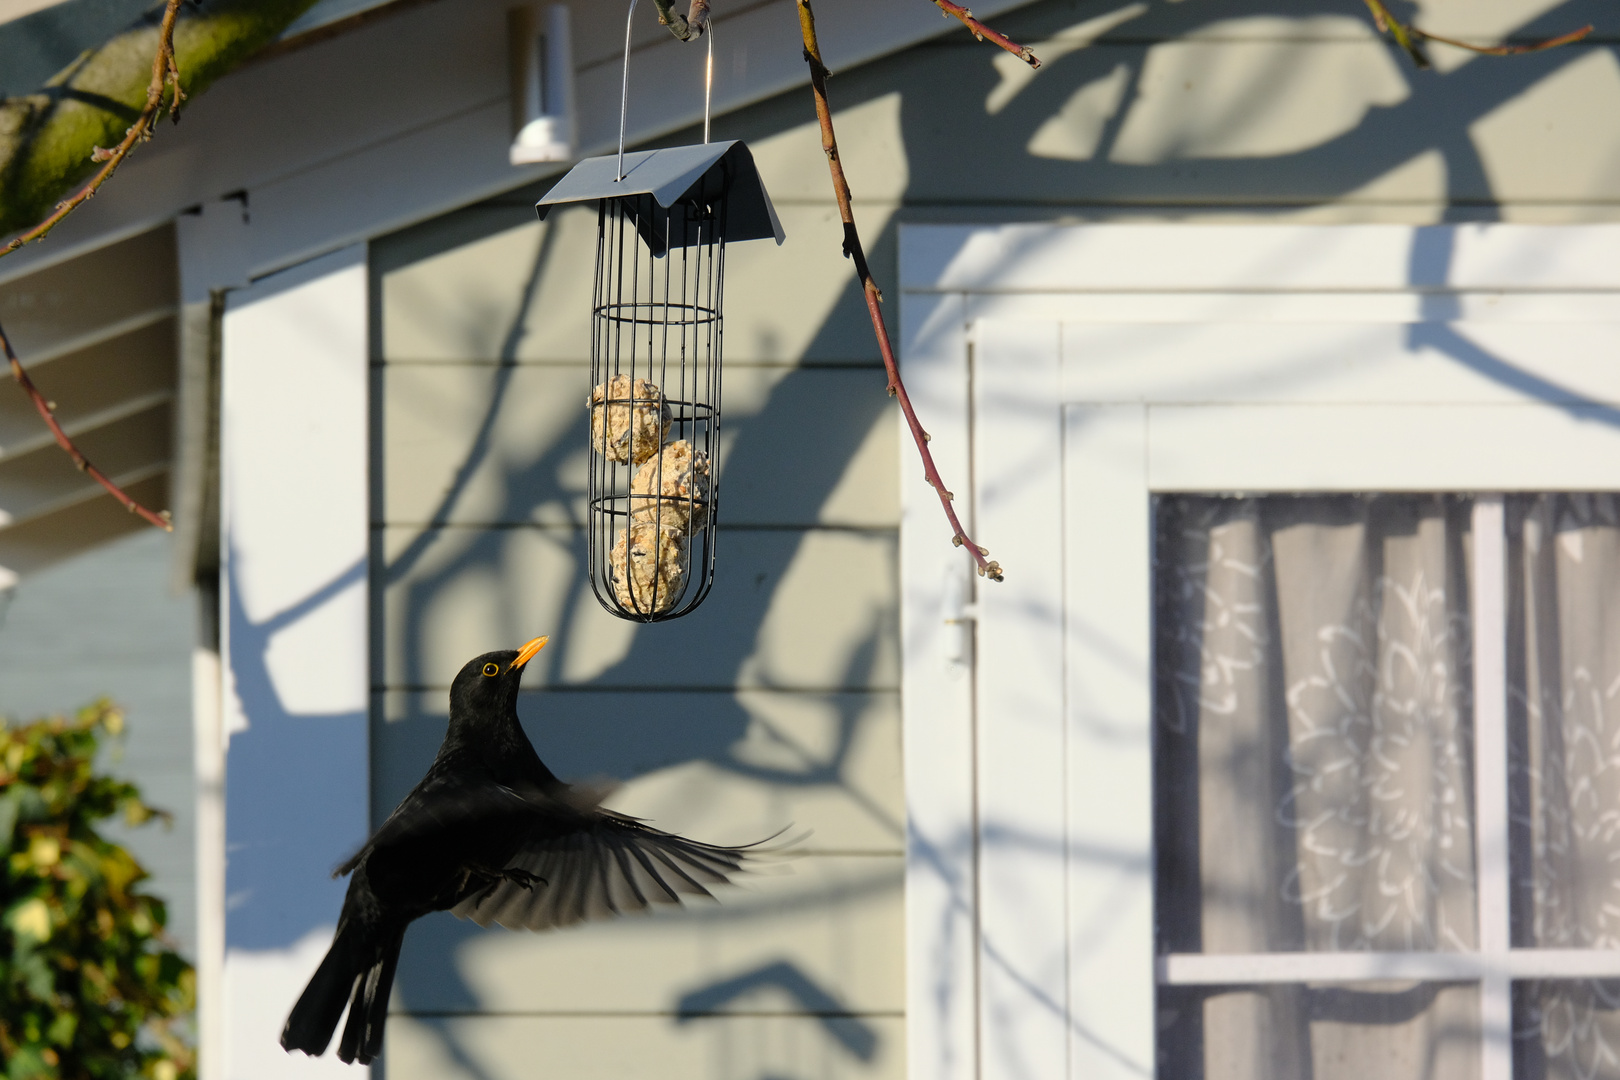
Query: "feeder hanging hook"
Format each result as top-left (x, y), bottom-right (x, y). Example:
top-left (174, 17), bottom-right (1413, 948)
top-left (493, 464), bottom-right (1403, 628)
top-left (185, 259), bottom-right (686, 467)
top-left (617, 0), bottom-right (638, 180)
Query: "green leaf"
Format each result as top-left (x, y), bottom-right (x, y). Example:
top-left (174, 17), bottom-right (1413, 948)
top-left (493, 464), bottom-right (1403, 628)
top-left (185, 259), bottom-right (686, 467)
top-left (45, 1009), bottom-right (75, 1045)
top-left (0, 788), bottom-right (19, 851)
top-left (0, 708), bottom-right (196, 1078)
top-left (7, 1045), bottom-right (52, 1080)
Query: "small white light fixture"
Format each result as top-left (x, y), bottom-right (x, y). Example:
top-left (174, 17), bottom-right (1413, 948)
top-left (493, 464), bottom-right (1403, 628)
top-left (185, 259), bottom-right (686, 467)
top-left (508, 4), bottom-right (575, 165)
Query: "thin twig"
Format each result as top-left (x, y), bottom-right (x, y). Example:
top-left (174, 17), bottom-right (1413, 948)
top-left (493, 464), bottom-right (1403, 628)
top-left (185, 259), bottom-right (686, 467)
top-left (0, 0), bottom-right (182, 533)
top-left (1417, 22), bottom-right (1593, 56)
top-left (1362, 0), bottom-right (1591, 68)
top-left (796, 0), bottom-right (1002, 582)
top-left (1, 0), bottom-right (186, 259)
top-left (0, 319), bottom-right (171, 532)
top-left (932, 0), bottom-right (1041, 68)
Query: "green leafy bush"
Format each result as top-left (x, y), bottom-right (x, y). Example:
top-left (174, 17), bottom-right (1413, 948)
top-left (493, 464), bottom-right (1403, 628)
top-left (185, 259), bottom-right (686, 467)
top-left (0, 702), bottom-right (195, 1080)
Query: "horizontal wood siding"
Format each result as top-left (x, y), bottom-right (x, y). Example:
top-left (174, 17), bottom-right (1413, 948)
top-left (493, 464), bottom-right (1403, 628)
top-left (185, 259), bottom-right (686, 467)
top-left (372, 37), bottom-right (905, 1077)
top-left (371, 0), bottom-right (1620, 1075)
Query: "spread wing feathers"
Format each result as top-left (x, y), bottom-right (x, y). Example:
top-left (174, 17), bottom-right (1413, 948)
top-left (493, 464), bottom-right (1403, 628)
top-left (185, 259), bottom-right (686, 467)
top-left (450, 815), bottom-right (751, 931)
top-left (336, 776), bottom-right (549, 878)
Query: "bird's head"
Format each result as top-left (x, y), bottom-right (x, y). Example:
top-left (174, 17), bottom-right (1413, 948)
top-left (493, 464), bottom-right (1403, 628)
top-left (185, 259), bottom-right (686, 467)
top-left (449, 635), bottom-right (548, 721)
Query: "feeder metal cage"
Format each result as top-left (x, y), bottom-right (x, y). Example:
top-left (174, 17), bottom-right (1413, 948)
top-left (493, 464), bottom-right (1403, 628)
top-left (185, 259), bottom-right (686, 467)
top-left (537, 141), bottom-right (784, 622)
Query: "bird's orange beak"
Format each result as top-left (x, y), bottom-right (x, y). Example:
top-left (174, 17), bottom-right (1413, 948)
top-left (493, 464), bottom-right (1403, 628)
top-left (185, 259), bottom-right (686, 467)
top-left (509, 635), bottom-right (549, 671)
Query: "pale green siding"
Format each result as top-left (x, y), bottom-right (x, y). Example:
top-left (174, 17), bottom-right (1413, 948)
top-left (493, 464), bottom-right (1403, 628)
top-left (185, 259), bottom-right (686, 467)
top-left (371, 72), bottom-right (907, 1080)
top-left (370, 0), bottom-right (1620, 1075)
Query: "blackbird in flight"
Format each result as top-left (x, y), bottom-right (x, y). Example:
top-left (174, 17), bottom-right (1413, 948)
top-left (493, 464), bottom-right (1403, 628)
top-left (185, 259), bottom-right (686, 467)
top-left (280, 636), bottom-right (762, 1064)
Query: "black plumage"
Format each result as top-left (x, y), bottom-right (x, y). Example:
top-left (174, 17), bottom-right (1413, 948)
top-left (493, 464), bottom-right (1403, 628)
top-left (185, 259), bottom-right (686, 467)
top-left (280, 636), bottom-right (760, 1064)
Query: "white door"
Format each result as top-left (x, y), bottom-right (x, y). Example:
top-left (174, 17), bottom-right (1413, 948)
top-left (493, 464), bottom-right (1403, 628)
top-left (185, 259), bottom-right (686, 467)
top-left (899, 224), bottom-right (1620, 1080)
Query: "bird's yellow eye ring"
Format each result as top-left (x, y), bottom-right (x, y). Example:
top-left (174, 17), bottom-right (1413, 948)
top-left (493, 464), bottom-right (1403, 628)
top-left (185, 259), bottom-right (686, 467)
top-left (482, 663), bottom-right (500, 677)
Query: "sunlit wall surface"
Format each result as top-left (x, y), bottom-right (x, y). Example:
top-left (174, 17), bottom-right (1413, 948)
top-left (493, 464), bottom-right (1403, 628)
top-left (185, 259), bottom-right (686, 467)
top-left (366, 0), bottom-right (1620, 1074)
top-left (368, 90), bottom-right (906, 1080)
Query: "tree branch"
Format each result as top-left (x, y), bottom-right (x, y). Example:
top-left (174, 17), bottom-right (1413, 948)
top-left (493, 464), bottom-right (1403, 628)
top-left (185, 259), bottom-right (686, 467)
top-left (0, 0), bottom-right (320, 539)
top-left (796, 0), bottom-right (1002, 582)
top-left (0, 319), bottom-right (171, 532)
top-left (1361, 0), bottom-right (1592, 68)
top-left (0, 0), bottom-right (322, 244)
top-left (931, 1), bottom-right (1041, 68)
top-left (3, 0), bottom-right (186, 257)
top-left (0, 0), bottom-right (182, 533)
top-left (652, 0), bottom-right (710, 42)
top-left (0, 0), bottom-right (186, 534)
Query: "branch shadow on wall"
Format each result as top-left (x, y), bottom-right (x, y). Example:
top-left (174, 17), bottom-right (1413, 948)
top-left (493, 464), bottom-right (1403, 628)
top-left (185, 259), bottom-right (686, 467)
top-left (367, 184), bottom-right (897, 1080)
top-left (357, 0), bottom-right (1620, 1075)
top-left (676, 960), bottom-right (880, 1062)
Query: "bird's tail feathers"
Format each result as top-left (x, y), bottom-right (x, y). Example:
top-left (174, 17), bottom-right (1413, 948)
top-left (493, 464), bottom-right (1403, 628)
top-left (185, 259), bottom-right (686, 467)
top-left (337, 923), bottom-right (407, 1065)
top-left (280, 915), bottom-right (406, 1063)
top-left (280, 918), bottom-right (365, 1058)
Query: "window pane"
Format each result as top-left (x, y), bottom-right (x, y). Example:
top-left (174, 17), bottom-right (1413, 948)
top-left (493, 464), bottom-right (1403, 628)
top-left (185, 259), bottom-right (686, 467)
top-left (1508, 496), bottom-right (1620, 953)
top-left (1514, 979), bottom-right (1620, 1080)
top-left (1159, 981), bottom-right (1481, 1080)
top-left (1155, 495), bottom-right (1478, 954)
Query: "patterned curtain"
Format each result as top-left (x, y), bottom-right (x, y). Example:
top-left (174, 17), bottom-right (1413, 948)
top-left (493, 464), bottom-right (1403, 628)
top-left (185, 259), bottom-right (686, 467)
top-left (1510, 495), bottom-right (1620, 1080)
top-left (1155, 493), bottom-right (1620, 1080)
top-left (1155, 495), bottom-right (1479, 1080)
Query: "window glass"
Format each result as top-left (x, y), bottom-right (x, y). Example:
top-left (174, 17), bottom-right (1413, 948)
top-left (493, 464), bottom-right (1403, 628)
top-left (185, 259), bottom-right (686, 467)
top-left (1158, 981), bottom-right (1481, 1080)
top-left (1508, 496), bottom-right (1620, 1080)
top-left (1155, 493), bottom-right (1620, 1080)
top-left (1155, 494), bottom-right (1478, 957)
top-left (1514, 980), bottom-right (1620, 1080)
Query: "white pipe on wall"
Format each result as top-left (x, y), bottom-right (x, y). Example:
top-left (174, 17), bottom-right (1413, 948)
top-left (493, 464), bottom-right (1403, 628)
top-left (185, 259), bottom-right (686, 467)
top-left (509, 4), bottom-right (575, 165)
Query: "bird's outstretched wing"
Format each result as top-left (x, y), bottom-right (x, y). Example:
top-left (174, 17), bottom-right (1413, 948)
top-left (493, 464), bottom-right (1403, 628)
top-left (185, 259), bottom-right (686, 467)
top-left (335, 771), bottom-right (534, 880)
top-left (449, 812), bottom-right (757, 931)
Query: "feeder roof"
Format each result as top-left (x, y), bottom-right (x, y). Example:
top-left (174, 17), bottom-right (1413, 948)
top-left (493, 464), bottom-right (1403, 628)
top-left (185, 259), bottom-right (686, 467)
top-left (535, 140), bottom-right (785, 245)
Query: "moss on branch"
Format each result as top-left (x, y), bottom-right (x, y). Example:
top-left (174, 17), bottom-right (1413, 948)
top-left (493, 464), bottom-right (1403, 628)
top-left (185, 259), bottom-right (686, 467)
top-left (0, 0), bottom-right (321, 238)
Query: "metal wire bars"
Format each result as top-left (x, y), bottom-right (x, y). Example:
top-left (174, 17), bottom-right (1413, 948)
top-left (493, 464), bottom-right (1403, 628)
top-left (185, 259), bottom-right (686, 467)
top-left (585, 184), bottom-right (727, 621)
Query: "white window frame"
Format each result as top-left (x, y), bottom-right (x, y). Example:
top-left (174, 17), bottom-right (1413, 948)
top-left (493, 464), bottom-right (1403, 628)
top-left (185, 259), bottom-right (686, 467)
top-left (899, 223), bottom-right (1620, 1080)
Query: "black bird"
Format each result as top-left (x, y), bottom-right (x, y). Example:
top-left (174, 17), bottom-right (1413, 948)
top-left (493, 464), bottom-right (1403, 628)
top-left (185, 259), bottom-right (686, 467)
top-left (280, 635), bottom-right (762, 1064)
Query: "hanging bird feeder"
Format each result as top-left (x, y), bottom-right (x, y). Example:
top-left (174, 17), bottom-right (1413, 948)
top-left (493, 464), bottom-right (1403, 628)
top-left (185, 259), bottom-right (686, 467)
top-left (536, 6), bottom-right (784, 622)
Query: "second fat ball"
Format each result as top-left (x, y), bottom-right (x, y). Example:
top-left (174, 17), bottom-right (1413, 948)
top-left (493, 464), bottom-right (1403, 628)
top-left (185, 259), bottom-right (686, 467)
top-left (629, 440), bottom-right (711, 532)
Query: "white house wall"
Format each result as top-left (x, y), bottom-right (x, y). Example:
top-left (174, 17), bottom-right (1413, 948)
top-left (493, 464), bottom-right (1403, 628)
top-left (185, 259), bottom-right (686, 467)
top-left (3, 0), bottom-right (1620, 1077)
top-left (899, 221), bottom-right (1620, 1080)
top-left (219, 247), bottom-right (370, 1080)
top-left (367, 3), bottom-right (1620, 1078)
top-left (371, 225), bottom-right (905, 1080)
top-left (360, 50), bottom-right (937, 1077)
